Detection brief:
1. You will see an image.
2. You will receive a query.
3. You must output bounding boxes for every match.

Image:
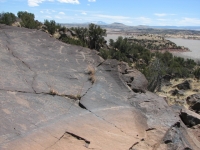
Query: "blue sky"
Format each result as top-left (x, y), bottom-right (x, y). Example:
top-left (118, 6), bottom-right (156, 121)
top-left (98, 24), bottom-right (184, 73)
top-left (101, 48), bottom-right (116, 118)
top-left (0, 0), bottom-right (200, 26)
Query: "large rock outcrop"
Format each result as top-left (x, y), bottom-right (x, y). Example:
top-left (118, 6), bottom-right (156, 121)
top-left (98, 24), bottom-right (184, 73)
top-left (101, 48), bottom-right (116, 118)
top-left (0, 24), bottom-right (199, 150)
top-left (187, 94), bottom-right (200, 114)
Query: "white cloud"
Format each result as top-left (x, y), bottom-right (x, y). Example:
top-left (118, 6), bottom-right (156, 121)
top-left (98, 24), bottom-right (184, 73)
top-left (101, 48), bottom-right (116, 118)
top-left (57, 0), bottom-right (79, 4)
top-left (45, 15), bottom-right (52, 19)
top-left (157, 18), bottom-right (167, 21)
top-left (133, 17), bottom-right (151, 24)
top-left (28, 0), bottom-right (79, 7)
top-left (179, 18), bottom-right (200, 26)
top-left (88, 0), bottom-right (95, 2)
top-left (154, 13), bottom-right (176, 17)
top-left (154, 17), bottom-right (200, 26)
top-left (28, 0), bottom-right (45, 6)
top-left (59, 12), bottom-right (65, 15)
top-left (94, 14), bottom-right (130, 20)
top-left (81, 12), bottom-right (87, 15)
top-left (55, 15), bottom-right (62, 19)
top-left (154, 13), bottom-right (167, 17)
top-left (40, 11), bottom-right (44, 13)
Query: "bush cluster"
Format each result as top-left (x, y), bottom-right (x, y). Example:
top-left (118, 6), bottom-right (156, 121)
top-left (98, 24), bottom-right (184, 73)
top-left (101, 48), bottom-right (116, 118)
top-left (44, 19), bottom-right (61, 35)
top-left (17, 11), bottom-right (42, 29)
top-left (100, 36), bottom-right (151, 65)
top-left (0, 12), bottom-right (16, 25)
top-left (99, 37), bottom-right (198, 91)
top-left (63, 24), bottom-right (106, 50)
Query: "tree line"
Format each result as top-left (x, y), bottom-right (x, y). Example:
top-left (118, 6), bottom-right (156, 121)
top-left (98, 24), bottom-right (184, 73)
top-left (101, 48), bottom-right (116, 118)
top-left (0, 11), bottom-right (106, 50)
top-left (60, 24), bottom-right (106, 50)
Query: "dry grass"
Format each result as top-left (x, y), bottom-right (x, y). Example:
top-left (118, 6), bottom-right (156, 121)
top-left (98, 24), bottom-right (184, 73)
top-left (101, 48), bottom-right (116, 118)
top-left (87, 65), bottom-right (95, 75)
top-left (87, 65), bottom-right (96, 84)
top-left (156, 77), bottom-right (200, 108)
top-left (88, 74), bottom-right (96, 84)
top-left (66, 94), bottom-right (81, 100)
top-left (48, 83), bottom-right (84, 100)
top-left (49, 88), bottom-right (59, 95)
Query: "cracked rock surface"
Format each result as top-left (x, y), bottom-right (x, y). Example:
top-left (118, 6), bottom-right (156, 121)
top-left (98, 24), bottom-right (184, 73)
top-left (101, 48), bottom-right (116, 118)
top-left (0, 25), bottom-right (200, 150)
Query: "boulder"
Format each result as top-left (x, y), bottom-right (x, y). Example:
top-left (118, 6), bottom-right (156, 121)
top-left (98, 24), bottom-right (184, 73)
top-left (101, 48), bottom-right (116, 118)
top-left (175, 80), bottom-right (191, 90)
top-left (122, 68), bottom-right (148, 93)
top-left (163, 74), bottom-right (172, 82)
top-left (180, 108), bottom-right (200, 128)
top-left (65, 31), bottom-right (73, 37)
top-left (11, 21), bottom-right (21, 27)
top-left (118, 61), bottom-right (130, 74)
top-left (169, 89), bottom-right (184, 96)
top-left (117, 61), bottom-right (148, 93)
top-left (69, 29), bottom-right (76, 36)
top-left (186, 94), bottom-right (200, 114)
top-left (59, 31), bottom-right (64, 35)
top-left (162, 122), bottom-right (193, 150)
top-left (41, 24), bottom-right (47, 30)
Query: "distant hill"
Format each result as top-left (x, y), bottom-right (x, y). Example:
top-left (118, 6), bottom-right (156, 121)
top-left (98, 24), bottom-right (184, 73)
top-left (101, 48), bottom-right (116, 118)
top-left (94, 21), bottom-right (107, 25)
top-left (109, 22), bottom-right (127, 27)
top-left (150, 26), bottom-right (200, 31)
top-left (61, 22), bottom-right (200, 36)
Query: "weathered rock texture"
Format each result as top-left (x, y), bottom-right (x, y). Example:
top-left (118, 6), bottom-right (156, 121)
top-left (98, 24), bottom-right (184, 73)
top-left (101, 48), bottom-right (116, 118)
top-left (0, 24), bottom-right (200, 150)
top-left (187, 94), bottom-right (200, 114)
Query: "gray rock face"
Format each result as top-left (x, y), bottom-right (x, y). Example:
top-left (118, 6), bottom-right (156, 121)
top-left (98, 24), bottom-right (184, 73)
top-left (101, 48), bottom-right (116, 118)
top-left (169, 89), bottom-right (185, 96)
top-left (122, 68), bottom-right (148, 93)
top-left (187, 94), bottom-right (200, 114)
top-left (163, 122), bottom-right (193, 150)
top-left (0, 24), bottom-right (199, 150)
top-left (175, 80), bottom-right (191, 90)
top-left (180, 109), bottom-right (200, 128)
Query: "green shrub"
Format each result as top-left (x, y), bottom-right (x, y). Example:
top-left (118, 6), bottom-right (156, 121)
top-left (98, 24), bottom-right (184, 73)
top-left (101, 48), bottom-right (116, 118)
top-left (0, 12), bottom-right (16, 25)
top-left (88, 23), bottom-right (106, 50)
top-left (60, 36), bottom-right (86, 47)
top-left (99, 49), bottom-right (110, 59)
top-left (44, 19), bottom-right (61, 35)
top-left (17, 11), bottom-right (37, 29)
top-left (194, 68), bottom-right (200, 79)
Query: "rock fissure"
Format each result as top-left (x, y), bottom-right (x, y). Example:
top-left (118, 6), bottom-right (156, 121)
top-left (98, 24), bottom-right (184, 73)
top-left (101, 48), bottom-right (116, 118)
top-left (81, 86), bottom-right (93, 99)
top-left (45, 131), bottom-right (90, 150)
top-left (78, 101), bottom-right (132, 137)
top-left (129, 142), bottom-right (139, 150)
top-left (0, 88), bottom-right (37, 94)
top-left (65, 131), bottom-right (90, 145)
top-left (31, 72), bottom-right (37, 93)
top-left (146, 128), bottom-right (156, 131)
top-left (96, 59), bottom-right (106, 67)
top-left (4, 32), bottom-right (37, 93)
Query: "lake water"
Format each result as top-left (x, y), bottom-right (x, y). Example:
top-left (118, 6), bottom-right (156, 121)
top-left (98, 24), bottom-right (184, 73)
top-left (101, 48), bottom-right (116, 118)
top-left (104, 34), bottom-right (130, 44)
top-left (166, 38), bottom-right (200, 61)
top-left (105, 35), bottom-right (200, 61)
top-left (104, 34), bottom-right (122, 42)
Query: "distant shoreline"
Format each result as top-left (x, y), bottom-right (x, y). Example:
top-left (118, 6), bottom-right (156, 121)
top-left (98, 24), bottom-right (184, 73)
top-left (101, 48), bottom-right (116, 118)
top-left (165, 37), bottom-right (200, 40)
top-left (151, 49), bottom-right (190, 53)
